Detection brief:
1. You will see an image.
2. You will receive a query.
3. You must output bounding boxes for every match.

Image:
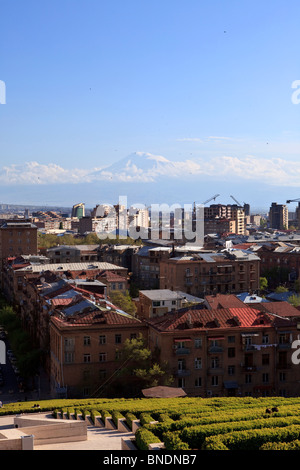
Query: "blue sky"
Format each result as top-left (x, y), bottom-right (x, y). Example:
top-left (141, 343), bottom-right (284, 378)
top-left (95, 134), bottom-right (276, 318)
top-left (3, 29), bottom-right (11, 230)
top-left (0, 0), bottom-right (300, 209)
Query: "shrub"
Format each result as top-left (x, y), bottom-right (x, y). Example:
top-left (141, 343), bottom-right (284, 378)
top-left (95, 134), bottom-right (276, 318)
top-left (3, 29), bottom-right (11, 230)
top-left (125, 412), bottom-right (138, 430)
top-left (139, 412), bottom-right (155, 425)
top-left (111, 410), bottom-right (125, 427)
top-left (135, 427), bottom-right (161, 450)
top-left (163, 431), bottom-right (190, 450)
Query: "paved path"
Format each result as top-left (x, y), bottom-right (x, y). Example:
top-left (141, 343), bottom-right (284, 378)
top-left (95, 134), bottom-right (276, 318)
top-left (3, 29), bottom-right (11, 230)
top-left (0, 413), bottom-right (135, 450)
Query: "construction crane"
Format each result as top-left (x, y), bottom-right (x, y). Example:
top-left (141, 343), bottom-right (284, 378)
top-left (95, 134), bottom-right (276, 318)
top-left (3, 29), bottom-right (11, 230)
top-left (201, 194), bottom-right (220, 205)
top-left (230, 195), bottom-right (243, 207)
top-left (286, 198), bottom-right (300, 204)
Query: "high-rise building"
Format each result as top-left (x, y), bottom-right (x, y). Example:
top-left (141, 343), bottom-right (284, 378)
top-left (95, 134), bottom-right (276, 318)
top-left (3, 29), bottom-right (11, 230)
top-left (269, 202), bottom-right (289, 230)
top-left (71, 203), bottom-right (85, 219)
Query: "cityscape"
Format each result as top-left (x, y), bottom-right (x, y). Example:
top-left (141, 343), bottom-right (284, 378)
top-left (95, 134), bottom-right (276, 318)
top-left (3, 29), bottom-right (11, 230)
top-left (1, 0), bottom-right (300, 455)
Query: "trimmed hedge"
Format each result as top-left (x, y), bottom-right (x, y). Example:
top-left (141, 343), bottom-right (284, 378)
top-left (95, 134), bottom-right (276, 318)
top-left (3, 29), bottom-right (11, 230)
top-left (135, 427), bottom-right (161, 450)
top-left (202, 424), bottom-right (300, 451)
top-left (163, 431), bottom-right (190, 450)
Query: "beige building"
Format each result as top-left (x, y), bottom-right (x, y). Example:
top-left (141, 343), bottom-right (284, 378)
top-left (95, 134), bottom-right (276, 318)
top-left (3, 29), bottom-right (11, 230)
top-left (147, 303), bottom-right (300, 397)
top-left (159, 250), bottom-right (260, 296)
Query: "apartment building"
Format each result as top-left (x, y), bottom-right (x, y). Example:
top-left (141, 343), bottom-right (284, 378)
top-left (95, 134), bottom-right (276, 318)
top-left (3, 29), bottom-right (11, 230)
top-left (204, 204), bottom-right (245, 235)
top-left (256, 243), bottom-right (300, 287)
top-left (159, 250), bottom-right (260, 296)
top-left (135, 289), bottom-right (187, 319)
top-left (204, 218), bottom-right (236, 236)
top-left (1, 257), bottom-right (128, 307)
top-left (269, 203), bottom-right (289, 230)
top-left (0, 220), bottom-right (38, 264)
top-left (146, 304), bottom-right (300, 397)
top-left (46, 245), bottom-right (99, 264)
top-left (132, 246), bottom-right (172, 289)
top-left (49, 301), bottom-right (147, 398)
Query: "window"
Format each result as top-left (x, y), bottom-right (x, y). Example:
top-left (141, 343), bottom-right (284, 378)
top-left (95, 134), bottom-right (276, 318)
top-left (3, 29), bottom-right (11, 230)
top-left (115, 334), bottom-right (122, 344)
top-left (262, 354), bottom-right (269, 366)
top-left (279, 372), bottom-right (286, 382)
top-left (99, 335), bottom-right (106, 345)
top-left (64, 352), bottom-right (74, 363)
top-left (99, 353), bottom-right (107, 362)
top-left (194, 338), bottom-right (202, 348)
top-left (115, 350), bottom-right (122, 360)
top-left (83, 336), bottom-right (90, 346)
top-left (211, 376), bottom-right (218, 386)
top-left (195, 377), bottom-right (202, 387)
top-left (262, 334), bottom-right (269, 345)
top-left (153, 301), bottom-right (160, 307)
top-left (130, 333), bottom-right (137, 340)
top-left (228, 365), bottom-right (235, 375)
top-left (84, 354), bottom-right (91, 363)
top-left (178, 378), bottom-right (185, 388)
top-left (99, 370), bottom-right (107, 379)
top-left (228, 336), bottom-right (235, 343)
top-left (64, 338), bottom-right (75, 350)
top-left (194, 357), bottom-right (202, 369)
top-left (263, 373), bottom-right (269, 383)
top-left (228, 347), bottom-right (235, 358)
top-left (245, 374), bottom-right (252, 384)
top-left (211, 357), bottom-right (219, 369)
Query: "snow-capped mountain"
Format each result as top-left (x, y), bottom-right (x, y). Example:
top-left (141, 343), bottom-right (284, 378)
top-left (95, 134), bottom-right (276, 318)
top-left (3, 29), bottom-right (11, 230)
top-left (90, 152), bottom-right (184, 182)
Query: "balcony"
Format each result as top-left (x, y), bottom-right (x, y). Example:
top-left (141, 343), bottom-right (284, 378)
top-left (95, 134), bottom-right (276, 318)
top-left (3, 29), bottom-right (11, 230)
top-left (277, 342), bottom-right (292, 350)
top-left (208, 345), bottom-right (224, 353)
top-left (174, 347), bottom-right (190, 355)
top-left (175, 369), bottom-right (191, 377)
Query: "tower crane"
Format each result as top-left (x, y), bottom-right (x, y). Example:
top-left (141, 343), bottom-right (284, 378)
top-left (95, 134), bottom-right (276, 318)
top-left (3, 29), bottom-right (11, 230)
top-left (286, 198), bottom-right (300, 204)
top-left (201, 194), bottom-right (220, 205)
top-left (230, 195), bottom-right (243, 207)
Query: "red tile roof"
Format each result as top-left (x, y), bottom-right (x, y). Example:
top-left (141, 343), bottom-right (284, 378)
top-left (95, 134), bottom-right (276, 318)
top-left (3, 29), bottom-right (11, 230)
top-left (205, 294), bottom-right (245, 309)
top-left (147, 306), bottom-right (293, 332)
top-left (51, 309), bottom-right (142, 327)
top-left (98, 271), bottom-right (126, 282)
top-left (253, 301), bottom-right (300, 318)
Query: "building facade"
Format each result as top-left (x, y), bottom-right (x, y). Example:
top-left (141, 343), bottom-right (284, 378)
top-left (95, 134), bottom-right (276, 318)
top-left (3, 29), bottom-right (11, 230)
top-left (147, 305), bottom-right (300, 397)
top-left (159, 250), bottom-right (260, 296)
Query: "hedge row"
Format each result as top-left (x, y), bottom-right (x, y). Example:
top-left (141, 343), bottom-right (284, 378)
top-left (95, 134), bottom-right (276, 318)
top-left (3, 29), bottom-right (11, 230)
top-left (180, 415), bottom-right (300, 449)
top-left (151, 404), bottom-right (300, 440)
top-left (135, 427), bottom-right (161, 451)
top-left (202, 424), bottom-right (300, 450)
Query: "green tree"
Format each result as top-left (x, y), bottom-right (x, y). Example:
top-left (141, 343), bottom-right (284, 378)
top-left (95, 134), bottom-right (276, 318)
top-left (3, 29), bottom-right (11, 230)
top-left (275, 285), bottom-right (289, 293)
top-left (259, 277), bottom-right (268, 291)
top-left (109, 290), bottom-right (137, 316)
top-left (121, 335), bottom-right (173, 389)
top-left (100, 334), bottom-right (173, 397)
top-left (288, 294), bottom-right (300, 308)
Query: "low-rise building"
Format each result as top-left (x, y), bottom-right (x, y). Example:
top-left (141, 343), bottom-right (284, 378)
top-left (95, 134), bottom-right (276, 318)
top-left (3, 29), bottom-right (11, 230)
top-left (147, 304), bottom-right (300, 397)
top-left (159, 250), bottom-right (260, 296)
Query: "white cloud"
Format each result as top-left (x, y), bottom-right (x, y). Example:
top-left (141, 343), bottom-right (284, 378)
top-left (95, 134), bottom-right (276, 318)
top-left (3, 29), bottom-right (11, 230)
top-left (0, 161), bottom-right (92, 185)
top-left (176, 137), bottom-right (204, 142)
top-left (1, 153), bottom-right (300, 187)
